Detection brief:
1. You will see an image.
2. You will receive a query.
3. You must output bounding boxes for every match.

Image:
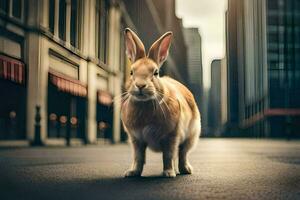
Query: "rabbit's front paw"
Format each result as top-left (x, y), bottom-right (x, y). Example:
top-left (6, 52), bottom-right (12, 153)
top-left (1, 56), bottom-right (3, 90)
top-left (179, 163), bottom-right (193, 175)
top-left (162, 169), bottom-right (176, 178)
top-left (124, 169), bottom-right (142, 177)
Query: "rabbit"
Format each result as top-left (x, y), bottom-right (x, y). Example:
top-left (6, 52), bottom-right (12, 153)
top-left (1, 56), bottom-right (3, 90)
top-left (121, 28), bottom-right (201, 178)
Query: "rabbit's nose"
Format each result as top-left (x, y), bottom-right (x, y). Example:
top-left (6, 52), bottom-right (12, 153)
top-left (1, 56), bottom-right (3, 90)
top-left (136, 83), bottom-right (147, 90)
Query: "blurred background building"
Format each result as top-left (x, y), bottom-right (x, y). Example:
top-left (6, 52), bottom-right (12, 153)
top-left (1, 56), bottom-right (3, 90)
top-left (224, 0), bottom-right (269, 137)
top-left (122, 0), bottom-right (188, 83)
top-left (183, 28), bottom-right (206, 135)
top-left (266, 0), bottom-right (300, 137)
top-left (0, 0), bottom-right (203, 145)
top-left (207, 0), bottom-right (300, 137)
top-left (208, 58), bottom-right (227, 137)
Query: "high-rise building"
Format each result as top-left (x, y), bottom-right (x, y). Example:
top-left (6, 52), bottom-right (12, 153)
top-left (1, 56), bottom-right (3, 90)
top-left (183, 28), bottom-right (204, 134)
top-left (208, 58), bottom-right (227, 136)
top-left (183, 28), bottom-right (203, 88)
top-left (266, 0), bottom-right (300, 137)
top-left (226, 0), bottom-right (300, 137)
top-left (121, 0), bottom-right (188, 84)
top-left (226, 0), bottom-right (269, 136)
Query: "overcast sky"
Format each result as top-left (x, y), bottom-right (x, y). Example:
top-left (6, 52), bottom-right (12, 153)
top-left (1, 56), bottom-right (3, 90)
top-left (176, 0), bottom-right (227, 89)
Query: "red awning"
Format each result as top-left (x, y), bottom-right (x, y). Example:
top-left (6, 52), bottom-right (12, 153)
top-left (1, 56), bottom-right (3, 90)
top-left (242, 108), bottom-right (300, 128)
top-left (0, 54), bottom-right (25, 84)
top-left (49, 70), bottom-right (87, 97)
top-left (265, 108), bottom-right (300, 116)
top-left (97, 90), bottom-right (113, 106)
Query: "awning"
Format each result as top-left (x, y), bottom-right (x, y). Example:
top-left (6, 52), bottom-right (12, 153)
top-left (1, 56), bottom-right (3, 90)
top-left (49, 70), bottom-right (87, 97)
top-left (265, 108), bottom-right (300, 116)
top-left (97, 90), bottom-right (113, 106)
top-left (0, 54), bottom-right (25, 84)
top-left (242, 108), bottom-right (300, 128)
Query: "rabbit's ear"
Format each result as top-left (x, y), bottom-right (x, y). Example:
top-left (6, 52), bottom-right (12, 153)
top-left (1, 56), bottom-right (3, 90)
top-left (148, 32), bottom-right (173, 67)
top-left (124, 28), bottom-right (146, 62)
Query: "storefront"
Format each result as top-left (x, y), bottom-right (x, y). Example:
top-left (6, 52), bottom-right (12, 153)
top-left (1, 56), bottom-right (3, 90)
top-left (0, 54), bottom-right (26, 140)
top-left (96, 90), bottom-right (113, 142)
top-left (47, 70), bottom-right (87, 145)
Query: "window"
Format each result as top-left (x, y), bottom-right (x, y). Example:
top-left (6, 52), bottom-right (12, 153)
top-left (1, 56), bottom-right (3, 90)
top-left (49, 0), bottom-right (81, 48)
top-left (95, 0), bottom-right (109, 63)
top-left (0, 0), bottom-right (8, 13)
top-left (120, 19), bottom-right (130, 84)
top-left (12, 0), bottom-right (22, 19)
top-left (59, 0), bottom-right (66, 41)
top-left (268, 0), bottom-right (278, 10)
top-left (0, 0), bottom-right (23, 20)
top-left (70, 0), bottom-right (81, 48)
top-left (49, 0), bottom-right (55, 33)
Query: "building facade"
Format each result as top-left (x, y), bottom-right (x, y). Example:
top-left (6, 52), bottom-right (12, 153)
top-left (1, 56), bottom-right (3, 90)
top-left (121, 0), bottom-right (188, 84)
top-left (208, 58), bottom-right (227, 136)
top-left (183, 28), bottom-right (205, 135)
top-left (225, 0), bottom-right (269, 137)
top-left (0, 0), bottom-right (188, 144)
top-left (266, 0), bottom-right (300, 137)
top-left (225, 0), bottom-right (300, 137)
top-left (0, 0), bottom-right (119, 144)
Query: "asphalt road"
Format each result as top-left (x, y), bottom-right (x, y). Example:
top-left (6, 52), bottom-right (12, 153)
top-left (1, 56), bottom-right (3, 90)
top-left (0, 139), bottom-right (300, 200)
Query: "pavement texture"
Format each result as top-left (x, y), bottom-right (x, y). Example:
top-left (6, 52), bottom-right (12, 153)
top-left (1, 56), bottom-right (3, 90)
top-left (0, 139), bottom-right (300, 200)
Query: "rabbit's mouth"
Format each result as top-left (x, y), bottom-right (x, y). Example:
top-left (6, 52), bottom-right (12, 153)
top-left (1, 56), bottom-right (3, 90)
top-left (131, 91), bottom-right (155, 101)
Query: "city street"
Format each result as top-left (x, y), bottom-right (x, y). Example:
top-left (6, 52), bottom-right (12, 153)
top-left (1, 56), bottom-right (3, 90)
top-left (0, 139), bottom-right (300, 200)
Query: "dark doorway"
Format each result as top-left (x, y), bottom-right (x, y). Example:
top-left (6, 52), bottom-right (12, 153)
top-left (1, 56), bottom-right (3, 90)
top-left (96, 91), bottom-right (113, 142)
top-left (0, 79), bottom-right (26, 140)
top-left (47, 81), bottom-right (86, 143)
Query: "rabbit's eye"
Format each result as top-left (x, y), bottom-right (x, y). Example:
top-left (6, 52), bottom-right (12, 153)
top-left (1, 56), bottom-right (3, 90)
top-left (130, 70), bottom-right (133, 76)
top-left (153, 69), bottom-right (159, 76)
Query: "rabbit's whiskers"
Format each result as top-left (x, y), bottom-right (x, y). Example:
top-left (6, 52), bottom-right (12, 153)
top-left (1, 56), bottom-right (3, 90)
top-left (113, 92), bottom-right (129, 102)
top-left (121, 94), bottom-right (130, 104)
top-left (119, 93), bottom-right (132, 104)
top-left (154, 95), bottom-right (166, 119)
top-left (156, 93), bottom-right (171, 113)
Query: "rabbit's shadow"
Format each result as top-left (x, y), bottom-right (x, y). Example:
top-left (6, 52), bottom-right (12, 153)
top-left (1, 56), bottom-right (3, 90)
top-left (93, 174), bottom-right (186, 185)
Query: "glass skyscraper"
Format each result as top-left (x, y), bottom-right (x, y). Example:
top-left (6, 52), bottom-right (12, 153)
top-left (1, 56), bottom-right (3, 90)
top-left (225, 0), bottom-right (300, 137)
top-left (267, 0), bottom-right (300, 136)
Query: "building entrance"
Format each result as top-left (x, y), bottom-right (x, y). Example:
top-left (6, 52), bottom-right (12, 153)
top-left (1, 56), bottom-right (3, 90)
top-left (47, 71), bottom-right (87, 144)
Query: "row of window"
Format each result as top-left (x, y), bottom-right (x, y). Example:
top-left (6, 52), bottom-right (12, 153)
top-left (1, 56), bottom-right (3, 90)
top-left (48, 0), bottom-right (109, 63)
top-left (0, 0), bottom-right (23, 20)
top-left (0, 0), bottom-right (126, 66)
top-left (49, 0), bottom-right (80, 47)
top-left (267, 1), bottom-right (300, 71)
top-left (244, 98), bottom-right (266, 120)
top-left (1, 0), bottom-right (110, 64)
top-left (268, 0), bottom-right (300, 10)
